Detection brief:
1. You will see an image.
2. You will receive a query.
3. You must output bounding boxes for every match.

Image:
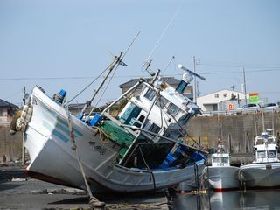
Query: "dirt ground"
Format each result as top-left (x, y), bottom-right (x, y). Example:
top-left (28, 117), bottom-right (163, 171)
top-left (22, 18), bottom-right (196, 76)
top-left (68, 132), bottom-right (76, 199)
top-left (0, 165), bottom-right (169, 210)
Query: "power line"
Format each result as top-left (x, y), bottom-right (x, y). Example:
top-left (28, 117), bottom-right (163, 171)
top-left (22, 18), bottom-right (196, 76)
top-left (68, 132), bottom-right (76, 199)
top-left (0, 68), bottom-right (279, 81)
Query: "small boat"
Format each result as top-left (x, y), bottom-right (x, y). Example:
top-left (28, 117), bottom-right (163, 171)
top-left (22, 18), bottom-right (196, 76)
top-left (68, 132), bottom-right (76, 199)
top-left (239, 129), bottom-right (280, 189)
top-left (14, 57), bottom-right (206, 193)
top-left (203, 142), bottom-right (240, 191)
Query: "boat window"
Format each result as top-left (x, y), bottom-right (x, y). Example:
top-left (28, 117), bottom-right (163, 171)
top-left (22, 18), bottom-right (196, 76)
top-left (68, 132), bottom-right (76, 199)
top-left (149, 123), bottom-right (160, 134)
top-left (257, 150), bottom-right (266, 158)
top-left (156, 96), bottom-right (169, 109)
top-left (132, 115), bottom-right (145, 128)
top-left (212, 157), bottom-right (228, 164)
top-left (268, 150), bottom-right (276, 158)
top-left (119, 103), bottom-right (142, 125)
top-left (138, 115), bottom-right (145, 122)
top-left (167, 103), bottom-right (179, 116)
top-left (144, 88), bottom-right (156, 101)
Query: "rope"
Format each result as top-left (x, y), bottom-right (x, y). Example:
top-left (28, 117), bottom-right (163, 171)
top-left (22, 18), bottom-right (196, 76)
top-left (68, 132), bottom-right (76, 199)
top-left (138, 145), bottom-right (156, 191)
top-left (65, 107), bottom-right (105, 207)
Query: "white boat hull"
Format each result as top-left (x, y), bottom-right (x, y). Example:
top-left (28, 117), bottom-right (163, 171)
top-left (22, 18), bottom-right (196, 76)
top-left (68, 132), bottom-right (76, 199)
top-left (240, 163), bottom-right (280, 188)
top-left (24, 87), bottom-right (200, 193)
top-left (204, 166), bottom-right (240, 191)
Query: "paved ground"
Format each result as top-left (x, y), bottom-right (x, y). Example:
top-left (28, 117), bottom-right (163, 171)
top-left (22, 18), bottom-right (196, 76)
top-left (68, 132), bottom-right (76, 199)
top-left (0, 165), bottom-right (169, 209)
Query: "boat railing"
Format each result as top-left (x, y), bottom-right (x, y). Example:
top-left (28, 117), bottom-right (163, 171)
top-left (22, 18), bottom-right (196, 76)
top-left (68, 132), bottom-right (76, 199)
top-left (201, 107), bottom-right (279, 116)
top-left (255, 136), bottom-right (276, 145)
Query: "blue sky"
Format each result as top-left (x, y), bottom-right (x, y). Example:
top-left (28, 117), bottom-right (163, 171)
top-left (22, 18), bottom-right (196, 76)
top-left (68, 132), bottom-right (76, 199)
top-left (0, 0), bottom-right (280, 106)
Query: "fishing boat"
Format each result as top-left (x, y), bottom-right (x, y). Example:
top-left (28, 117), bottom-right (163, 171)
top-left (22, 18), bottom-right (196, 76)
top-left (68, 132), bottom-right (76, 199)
top-left (14, 55), bottom-right (206, 193)
top-left (239, 129), bottom-right (280, 189)
top-left (202, 142), bottom-right (240, 191)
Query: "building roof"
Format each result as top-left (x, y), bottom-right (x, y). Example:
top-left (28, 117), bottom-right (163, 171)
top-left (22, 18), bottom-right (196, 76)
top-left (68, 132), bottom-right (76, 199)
top-left (0, 99), bottom-right (18, 109)
top-left (68, 103), bottom-right (104, 111)
top-left (120, 77), bottom-right (180, 88)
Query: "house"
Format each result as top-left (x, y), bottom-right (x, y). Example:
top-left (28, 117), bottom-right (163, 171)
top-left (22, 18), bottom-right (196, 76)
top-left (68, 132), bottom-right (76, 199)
top-left (0, 99), bottom-right (18, 124)
top-left (197, 89), bottom-right (247, 112)
top-left (120, 77), bottom-right (193, 99)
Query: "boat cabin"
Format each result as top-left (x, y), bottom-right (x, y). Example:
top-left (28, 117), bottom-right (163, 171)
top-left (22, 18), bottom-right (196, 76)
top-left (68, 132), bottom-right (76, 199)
top-left (253, 131), bottom-right (279, 163)
top-left (109, 79), bottom-right (203, 168)
top-left (118, 80), bottom-right (196, 141)
top-left (211, 153), bottom-right (230, 167)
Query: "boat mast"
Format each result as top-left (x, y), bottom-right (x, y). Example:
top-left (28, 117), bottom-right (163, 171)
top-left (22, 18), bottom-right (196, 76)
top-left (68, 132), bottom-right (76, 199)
top-left (75, 32), bottom-right (141, 119)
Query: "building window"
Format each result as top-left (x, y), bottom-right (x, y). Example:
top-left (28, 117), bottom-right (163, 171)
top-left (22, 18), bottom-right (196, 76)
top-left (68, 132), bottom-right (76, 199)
top-left (223, 93), bottom-right (227, 98)
top-left (0, 109), bottom-right (3, 116)
top-left (213, 104), bottom-right (218, 111)
top-left (214, 94), bottom-right (219, 98)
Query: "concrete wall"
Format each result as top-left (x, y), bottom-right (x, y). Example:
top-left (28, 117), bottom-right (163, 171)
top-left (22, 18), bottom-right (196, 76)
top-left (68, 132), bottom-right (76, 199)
top-left (0, 125), bottom-right (22, 163)
top-left (186, 111), bottom-right (280, 155)
top-left (1, 110), bottom-right (279, 164)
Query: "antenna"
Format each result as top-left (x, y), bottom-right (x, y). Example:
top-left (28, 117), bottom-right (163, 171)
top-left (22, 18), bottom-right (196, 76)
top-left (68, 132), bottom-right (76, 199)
top-left (142, 59), bottom-right (155, 76)
top-left (177, 64), bottom-right (206, 81)
top-left (162, 56), bottom-right (176, 74)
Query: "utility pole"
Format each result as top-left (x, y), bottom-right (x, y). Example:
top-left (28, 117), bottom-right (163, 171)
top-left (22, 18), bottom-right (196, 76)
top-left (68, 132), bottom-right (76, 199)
top-left (242, 66), bottom-right (248, 105)
top-left (193, 56), bottom-right (197, 103)
top-left (22, 87), bottom-right (25, 165)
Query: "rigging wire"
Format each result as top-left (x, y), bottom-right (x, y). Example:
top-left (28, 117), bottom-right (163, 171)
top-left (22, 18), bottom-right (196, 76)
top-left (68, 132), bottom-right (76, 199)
top-left (94, 62), bottom-right (119, 107)
top-left (86, 31), bottom-right (141, 116)
top-left (66, 31), bottom-right (140, 105)
top-left (145, 8), bottom-right (180, 62)
top-left (142, 5), bottom-right (181, 75)
top-left (66, 67), bottom-right (109, 104)
top-left (162, 55), bottom-right (176, 75)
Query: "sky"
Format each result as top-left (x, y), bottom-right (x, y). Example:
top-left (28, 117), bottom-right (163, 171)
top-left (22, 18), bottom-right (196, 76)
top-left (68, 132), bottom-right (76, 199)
top-left (0, 0), bottom-right (280, 107)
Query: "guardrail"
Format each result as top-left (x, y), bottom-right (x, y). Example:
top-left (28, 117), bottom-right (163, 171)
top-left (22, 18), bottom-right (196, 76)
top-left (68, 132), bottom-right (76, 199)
top-left (201, 107), bottom-right (280, 116)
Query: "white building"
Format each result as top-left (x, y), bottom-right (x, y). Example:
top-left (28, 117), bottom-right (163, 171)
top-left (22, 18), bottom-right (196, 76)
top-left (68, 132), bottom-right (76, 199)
top-left (197, 89), bottom-right (247, 112)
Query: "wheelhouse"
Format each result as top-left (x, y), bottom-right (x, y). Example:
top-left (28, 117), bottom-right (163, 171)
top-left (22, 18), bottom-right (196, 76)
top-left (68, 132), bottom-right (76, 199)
top-left (254, 131), bottom-right (279, 163)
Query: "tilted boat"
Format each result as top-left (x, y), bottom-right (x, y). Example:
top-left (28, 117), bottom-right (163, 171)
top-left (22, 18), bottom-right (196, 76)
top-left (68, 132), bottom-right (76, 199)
top-left (239, 129), bottom-right (280, 189)
top-left (16, 59), bottom-right (206, 193)
top-left (203, 142), bottom-right (240, 191)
